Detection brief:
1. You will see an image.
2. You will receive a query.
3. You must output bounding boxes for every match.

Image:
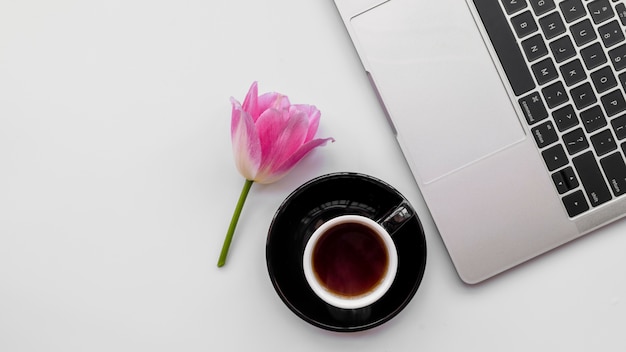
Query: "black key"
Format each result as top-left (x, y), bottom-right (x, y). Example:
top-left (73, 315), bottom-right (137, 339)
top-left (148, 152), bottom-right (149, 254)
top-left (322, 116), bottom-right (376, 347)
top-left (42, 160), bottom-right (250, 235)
top-left (530, 0), bottom-right (555, 16)
top-left (475, 0), bottom-right (537, 95)
top-left (562, 166), bottom-right (580, 190)
top-left (600, 152), bottom-right (626, 196)
top-left (610, 114), bottom-right (626, 139)
top-left (539, 11), bottom-right (566, 39)
top-left (553, 104), bottom-right (579, 131)
top-left (562, 190), bottom-right (590, 217)
top-left (617, 3), bottom-right (626, 25)
top-left (542, 144), bottom-right (569, 170)
top-left (571, 19), bottom-right (597, 46)
top-left (563, 127), bottom-right (590, 154)
top-left (591, 129), bottom-right (617, 155)
top-left (522, 34), bottom-right (549, 61)
top-left (588, 0), bottom-right (615, 24)
top-left (519, 91), bottom-right (549, 124)
top-left (532, 57), bottom-right (559, 85)
top-left (619, 72), bottom-right (626, 91)
top-left (550, 35), bottom-right (577, 63)
top-left (552, 166), bottom-right (580, 193)
top-left (581, 42), bottom-right (608, 69)
top-left (598, 20), bottom-right (625, 48)
top-left (580, 105), bottom-right (608, 132)
top-left (532, 120), bottom-right (559, 147)
top-left (601, 89), bottom-right (626, 116)
top-left (573, 151), bottom-right (612, 207)
top-left (570, 82), bottom-right (597, 109)
top-left (502, 0), bottom-right (528, 14)
top-left (608, 44), bottom-right (626, 70)
top-left (511, 11), bottom-right (539, 38)
top-left (560, 0), bottom-right (587, 23)
top-left (542, 81), bottom-right (569, 108)
top-left (553, 171), bottom-right (569, 194)
top-left (590, 65), bottom-right (617, 92)
top-left (560, 59), bottom-right (587, 86)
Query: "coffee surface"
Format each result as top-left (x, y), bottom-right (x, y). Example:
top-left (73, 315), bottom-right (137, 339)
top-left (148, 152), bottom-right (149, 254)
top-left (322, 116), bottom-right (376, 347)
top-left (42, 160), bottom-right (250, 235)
top-left (312, 222), bottom-right (389, 298)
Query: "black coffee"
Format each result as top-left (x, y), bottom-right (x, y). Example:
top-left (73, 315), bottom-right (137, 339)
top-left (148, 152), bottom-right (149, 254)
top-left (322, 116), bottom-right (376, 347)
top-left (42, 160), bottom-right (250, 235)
top-left (312, 222), bottom-right (389, 298)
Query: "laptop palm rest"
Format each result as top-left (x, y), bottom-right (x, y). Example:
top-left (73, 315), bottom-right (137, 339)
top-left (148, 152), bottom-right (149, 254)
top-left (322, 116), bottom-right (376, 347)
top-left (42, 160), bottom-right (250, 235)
top-left (350, 0), bottom-right (526, 184)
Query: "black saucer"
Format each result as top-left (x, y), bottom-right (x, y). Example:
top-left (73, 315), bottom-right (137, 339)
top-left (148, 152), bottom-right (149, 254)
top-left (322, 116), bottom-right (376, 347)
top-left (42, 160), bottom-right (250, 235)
top-left (266, 172), bottom-right (427, 332)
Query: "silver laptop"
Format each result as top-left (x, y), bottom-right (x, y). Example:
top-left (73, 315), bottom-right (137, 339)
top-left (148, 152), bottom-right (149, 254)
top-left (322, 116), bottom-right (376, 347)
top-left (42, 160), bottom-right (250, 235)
top-left (332, 0), bottom-right (626, 283)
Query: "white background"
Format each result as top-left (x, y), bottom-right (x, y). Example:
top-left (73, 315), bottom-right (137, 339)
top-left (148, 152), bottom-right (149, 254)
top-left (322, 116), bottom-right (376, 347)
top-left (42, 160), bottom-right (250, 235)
top-left (1, 1), bottom-right (625, 351)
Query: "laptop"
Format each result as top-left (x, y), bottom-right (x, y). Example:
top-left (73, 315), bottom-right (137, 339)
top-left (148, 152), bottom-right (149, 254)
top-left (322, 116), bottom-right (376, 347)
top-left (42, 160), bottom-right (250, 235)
top-left (332, 0), bottom-right (626, 283)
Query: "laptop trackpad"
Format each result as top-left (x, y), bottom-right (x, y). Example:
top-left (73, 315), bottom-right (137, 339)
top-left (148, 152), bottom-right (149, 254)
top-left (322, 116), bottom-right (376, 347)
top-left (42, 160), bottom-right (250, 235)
top-left (351, 0), bottom-right (526, 183)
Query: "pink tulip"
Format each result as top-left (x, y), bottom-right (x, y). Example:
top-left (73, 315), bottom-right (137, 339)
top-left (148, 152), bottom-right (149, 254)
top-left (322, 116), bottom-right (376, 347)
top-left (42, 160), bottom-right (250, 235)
top-left (218, 82), bottom-right (334, 267)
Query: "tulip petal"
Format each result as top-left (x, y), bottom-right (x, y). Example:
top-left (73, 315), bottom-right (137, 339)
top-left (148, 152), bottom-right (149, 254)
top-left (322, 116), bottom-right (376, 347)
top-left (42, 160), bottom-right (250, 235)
top-left (293, 104), bottom-right (321, 142)
top-left (241, 82), bottom-right (259, 120)
top-left (231, 98), bottom-right (261, 180)
top-left (255, 108), bottom-right (309, 180)
top-left (258, 92), bottom-right (290, 117)
top-left (255, 108), bottom-right (289, 163)
top-left (275, 107), bottom-right (310, 157)
top-left (256, 137), bottom-right (335, 184)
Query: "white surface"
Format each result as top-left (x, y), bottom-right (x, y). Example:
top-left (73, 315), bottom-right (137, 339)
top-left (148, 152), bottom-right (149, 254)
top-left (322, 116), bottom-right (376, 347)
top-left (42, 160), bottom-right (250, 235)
top-left (0, 1), bottom-right (624, 351)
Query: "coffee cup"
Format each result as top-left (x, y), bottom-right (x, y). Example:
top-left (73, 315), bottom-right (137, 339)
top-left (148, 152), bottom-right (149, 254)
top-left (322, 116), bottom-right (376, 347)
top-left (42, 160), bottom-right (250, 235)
top-left (302, 203), bottom-right (413, 309)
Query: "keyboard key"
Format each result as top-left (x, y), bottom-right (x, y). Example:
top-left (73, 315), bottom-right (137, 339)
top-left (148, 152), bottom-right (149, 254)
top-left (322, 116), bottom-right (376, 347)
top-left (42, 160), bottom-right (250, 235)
top-left (570, 82), bottom-right (597, 109)
top-left (519, 91), bottom-right (549, 124)
top-left (617, 3), bottom-right (626, 25)
top-left (600, 152), bottom-right (626, 196)
top-left (501, 0), bottom-right (528, 14)
top-left (542, 143), bottom-right (569, 170)
top-left (573, 151), bottom-right (612, 207)
top-left (598, 20), bottom-right (625, 48)
top-left (588, 0), bottom-right (615, 24)
top-left (608, 43), bottom-right (626, 70)
top-left (475, 0), bottom-right (536, 95)
top-left (619, 71), bottom-right (626, 91)
top-left (511, 10), bottom-right (539, 38)
top-left (581, 42), bottom-right (608, 69)
top-left (563, 127), bottom-right (590, 154)
top-left (553, 104), bottom-right (579, 131)
top-left (560, 59), bottom-right (587, 86)
top-left (610, 114), bottom-right (626, 139)
top-left (550, 35), bottom-right (577, 63)
top-left (590, 65), bottom-right (617, 92)
top-left (552, 166), bottom-right (580, 193)
top-left (562, 166), bottom-right (580, 190)
top-left (560, 0), bottom-right (587, 23)
top-left (532, 57), bottom-right (559, 84)
top-left (539, 11), bottom-right (566, 39)
top-left (562, 190), bottom-right (590, 217)
top-left (532, 120), bottom-right (559, 147)
top-left (530, 0), bottom-right (555, 16)
top-left (542, 81), bottom-right (569, 108)
top-left (591, 129), bottom-right (617, 155)
top-left (552, 171), bottom-right (569, 194)
top-left (522, 34), bottom-right (549, 61)
top-left (601, 89), bottom-right (626, 116)
top-left (580, 105), bottom-right (607, 132)
top-left (571, 19), bottom-right (597, 46)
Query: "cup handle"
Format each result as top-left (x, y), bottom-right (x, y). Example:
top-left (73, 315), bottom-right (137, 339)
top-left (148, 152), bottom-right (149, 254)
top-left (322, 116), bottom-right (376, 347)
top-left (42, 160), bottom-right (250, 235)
top-left (376, 200), bottom-right (415, 236)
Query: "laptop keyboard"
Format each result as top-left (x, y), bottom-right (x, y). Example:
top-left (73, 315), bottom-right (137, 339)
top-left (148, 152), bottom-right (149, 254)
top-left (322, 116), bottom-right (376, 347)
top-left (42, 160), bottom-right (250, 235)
top-left (475, 0), bottom-right (626, 217)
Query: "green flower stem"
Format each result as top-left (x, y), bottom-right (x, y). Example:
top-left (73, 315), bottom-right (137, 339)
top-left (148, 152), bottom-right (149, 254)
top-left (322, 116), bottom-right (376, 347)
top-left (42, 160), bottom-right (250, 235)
top-left (217, 179), bottom-right (254, 267)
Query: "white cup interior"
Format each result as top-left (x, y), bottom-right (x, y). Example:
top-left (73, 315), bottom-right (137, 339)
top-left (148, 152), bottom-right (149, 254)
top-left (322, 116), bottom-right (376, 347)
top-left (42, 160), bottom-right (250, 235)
top-left (302, 215), bottom-right (398, 309)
